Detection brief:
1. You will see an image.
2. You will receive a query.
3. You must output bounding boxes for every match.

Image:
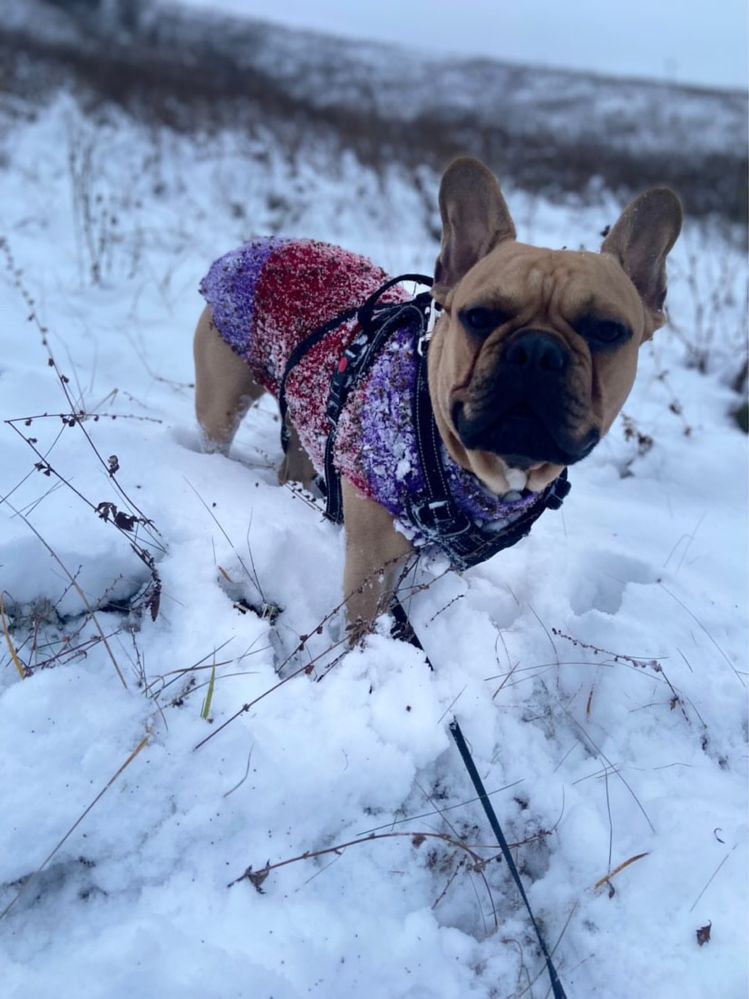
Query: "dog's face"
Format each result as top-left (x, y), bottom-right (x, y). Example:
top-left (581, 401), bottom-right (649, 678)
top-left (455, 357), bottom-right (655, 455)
top-left (428, 159), bottom-right (683, 495)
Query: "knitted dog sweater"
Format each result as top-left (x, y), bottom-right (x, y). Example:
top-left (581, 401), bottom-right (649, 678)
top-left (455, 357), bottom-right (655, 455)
top-left (200, 237), bottom-right (539, 551)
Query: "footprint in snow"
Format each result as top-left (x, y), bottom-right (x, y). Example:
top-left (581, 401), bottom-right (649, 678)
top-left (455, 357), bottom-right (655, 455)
top-left (569, 551), bottom-right (657, 616)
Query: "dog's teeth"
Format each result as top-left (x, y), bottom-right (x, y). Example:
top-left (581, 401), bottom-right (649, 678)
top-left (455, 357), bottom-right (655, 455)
top-left (505, 468), bottom-right (528, 491)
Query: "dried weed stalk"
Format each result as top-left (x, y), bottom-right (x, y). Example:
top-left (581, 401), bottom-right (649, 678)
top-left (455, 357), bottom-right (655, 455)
top-left (0, 236), bottom-right (163, 684)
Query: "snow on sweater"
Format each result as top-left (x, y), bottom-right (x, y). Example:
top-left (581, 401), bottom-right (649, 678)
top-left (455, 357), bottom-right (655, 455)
top-left (200, 237), bottom-right (539, 551)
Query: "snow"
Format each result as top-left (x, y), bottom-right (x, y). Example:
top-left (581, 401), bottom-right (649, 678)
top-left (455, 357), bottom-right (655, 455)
top-left (1, 91), bottom-right (747, 999)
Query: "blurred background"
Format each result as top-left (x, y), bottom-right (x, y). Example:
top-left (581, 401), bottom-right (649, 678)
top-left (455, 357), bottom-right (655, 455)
top-left (180, 0), bottom-right (748, 90)
top-left (3, 0), bottom-right (747, 225)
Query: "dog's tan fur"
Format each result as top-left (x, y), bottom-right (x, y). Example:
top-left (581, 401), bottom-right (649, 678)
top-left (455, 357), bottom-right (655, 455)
top-left (194, 158), bottom-right (682, 637)
top-left (194, 307), bottom-right (263, 451)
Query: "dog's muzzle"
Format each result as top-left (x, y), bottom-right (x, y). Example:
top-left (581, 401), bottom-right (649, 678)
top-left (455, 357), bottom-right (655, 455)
top-left (455, 330), bottom-right (600, 466)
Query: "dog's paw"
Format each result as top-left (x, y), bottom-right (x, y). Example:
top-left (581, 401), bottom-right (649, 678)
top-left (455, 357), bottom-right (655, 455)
top-left (171, 425), bottom-right (224, 454)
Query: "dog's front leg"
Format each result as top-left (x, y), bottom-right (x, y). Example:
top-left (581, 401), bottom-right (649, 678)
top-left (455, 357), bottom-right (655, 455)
top-left (278, 420), bottom-right (317, 491)
top-left (342, 480), bottom-right (413, 642)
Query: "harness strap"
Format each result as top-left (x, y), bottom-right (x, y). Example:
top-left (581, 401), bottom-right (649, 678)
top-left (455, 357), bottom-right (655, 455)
top-left (323, 290), bottom-right (433, 522)
top-left (277, 272), bottom-right (434, 523)
top-left (278, 305), bottom-right (359, 453)
top-left (392, 595), bottom-right (568, 999)
top-left (408, 348), bottom-right (571, 569)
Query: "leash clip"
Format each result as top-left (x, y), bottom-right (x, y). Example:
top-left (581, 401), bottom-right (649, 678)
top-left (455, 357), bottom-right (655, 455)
top-left (416, 297), bottom-right (438, 357)
top-left (416, 331), bottom-right (432, 357)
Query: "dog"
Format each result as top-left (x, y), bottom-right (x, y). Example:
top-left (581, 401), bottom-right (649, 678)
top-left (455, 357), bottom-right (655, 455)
top-left (194, 158), bottom-right (682, 638)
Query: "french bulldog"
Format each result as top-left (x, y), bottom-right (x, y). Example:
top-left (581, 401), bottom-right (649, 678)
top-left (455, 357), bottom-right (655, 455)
top-left (194, 158), bottom-right (682, 637)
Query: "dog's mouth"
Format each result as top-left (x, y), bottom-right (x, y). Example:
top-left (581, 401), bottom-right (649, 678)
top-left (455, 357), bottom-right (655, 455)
top-left (453, 400), bottom-right (599, 467)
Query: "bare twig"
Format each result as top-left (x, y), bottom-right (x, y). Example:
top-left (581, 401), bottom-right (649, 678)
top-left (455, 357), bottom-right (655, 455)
top-left (593, 851), bottom-right (650, 892)
top-left (0, 594), bottom-right (28, 679)
top-left (688, 844), bottom-right (738, 913)
top-left (228, 830), bottom-right (493, 892)
top-left (4, 503), bottom-right (128, 688)
top-left (659, 583), bottom-right (746, 687)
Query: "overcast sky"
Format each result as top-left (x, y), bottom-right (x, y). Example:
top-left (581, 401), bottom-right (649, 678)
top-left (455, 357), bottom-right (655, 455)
top-left (176, 0), bottom-right (747, 91)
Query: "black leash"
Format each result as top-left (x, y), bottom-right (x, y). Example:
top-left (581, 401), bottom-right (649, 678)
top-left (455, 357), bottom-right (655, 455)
top-left (392, 596), bottom-right (568, 999)
top-left (279, 269), bottom-right (569, 993)
top-left (449, 720), bottom-right (568, 999)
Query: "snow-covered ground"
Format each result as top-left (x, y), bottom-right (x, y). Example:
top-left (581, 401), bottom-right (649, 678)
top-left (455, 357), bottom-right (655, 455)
top-left (0, 93), bottom-right (747, 999)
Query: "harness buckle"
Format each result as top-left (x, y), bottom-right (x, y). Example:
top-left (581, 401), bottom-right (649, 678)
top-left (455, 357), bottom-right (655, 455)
top-left (416, 295), bottom-right (438, 357)
top-left (408, 496), bottom-right (472, 539)
top-left (326, 330), bottom-right (368, 424)
top-left (416, 330), bottom-right (432, 357)
top-left (544, 471), bottom-right (571, 510)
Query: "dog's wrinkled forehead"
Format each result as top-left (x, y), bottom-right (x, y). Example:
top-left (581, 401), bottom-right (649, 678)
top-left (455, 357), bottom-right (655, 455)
top-left (451, 242), bottom-right (646, 331)
top-left (432, 157), bottom-right (683, 342)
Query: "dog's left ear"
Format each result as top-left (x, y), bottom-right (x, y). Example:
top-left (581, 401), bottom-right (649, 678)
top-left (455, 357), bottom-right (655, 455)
top-left (433, 157), bottom-right (516, 304)
top-left (602, 188), bottom-right (683, 337)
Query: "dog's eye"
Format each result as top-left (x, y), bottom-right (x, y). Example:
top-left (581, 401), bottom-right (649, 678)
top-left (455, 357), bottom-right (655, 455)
top-left (576, 316), bottom-right (631, 348)
top-left (460, 308), bottom-right (510, 337)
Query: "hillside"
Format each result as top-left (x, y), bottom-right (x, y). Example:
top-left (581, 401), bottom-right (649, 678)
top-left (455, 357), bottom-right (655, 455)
top-left (2, 0), bottom-right (747, 223)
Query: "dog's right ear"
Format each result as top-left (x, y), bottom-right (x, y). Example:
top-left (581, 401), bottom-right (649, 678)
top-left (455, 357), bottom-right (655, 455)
top-left (433, 158), bottom-right (516, 304)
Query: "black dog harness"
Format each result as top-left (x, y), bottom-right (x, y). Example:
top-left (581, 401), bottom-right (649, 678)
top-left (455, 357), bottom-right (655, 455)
top-left (279, 273), bottom-right (570, 569)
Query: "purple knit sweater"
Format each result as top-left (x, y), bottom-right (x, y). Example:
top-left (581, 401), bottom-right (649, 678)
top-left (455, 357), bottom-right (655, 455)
top-left (200, 237), bottom-right (539, 552)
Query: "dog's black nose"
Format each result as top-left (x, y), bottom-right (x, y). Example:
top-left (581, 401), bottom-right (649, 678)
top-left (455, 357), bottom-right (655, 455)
top-left (505, 332), bottom-right (567, 373)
